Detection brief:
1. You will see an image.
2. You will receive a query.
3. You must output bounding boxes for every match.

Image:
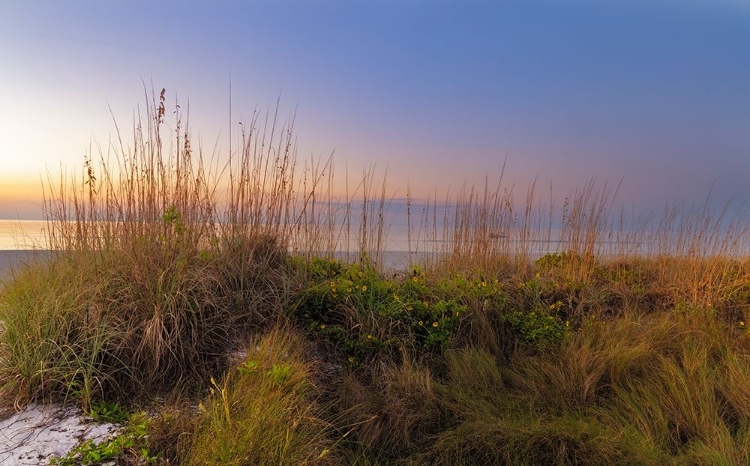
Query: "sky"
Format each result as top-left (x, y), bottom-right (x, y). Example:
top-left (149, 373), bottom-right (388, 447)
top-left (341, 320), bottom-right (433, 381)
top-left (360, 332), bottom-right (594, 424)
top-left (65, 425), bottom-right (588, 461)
top-left (0, 0), bottom-right (749, 220)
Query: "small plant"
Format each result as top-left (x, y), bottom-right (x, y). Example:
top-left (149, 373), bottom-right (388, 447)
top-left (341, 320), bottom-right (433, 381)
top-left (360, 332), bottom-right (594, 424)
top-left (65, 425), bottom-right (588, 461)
top-left (504, 274), bottom-right (570, 348)
top-left (238, 359), bottom-right (260, 375)
top-left (88, 399), bottom-right (129, 423)
top-left (535, 251), bottom-right (569, 269)
top-left (266, 363), bottom-right (293, 385)
top-left (162, 204), bottom-right (186, 233)
top-left (504, 306), bottom-right (568, 348)
top-left (51, 411), bottom-right (156, 465)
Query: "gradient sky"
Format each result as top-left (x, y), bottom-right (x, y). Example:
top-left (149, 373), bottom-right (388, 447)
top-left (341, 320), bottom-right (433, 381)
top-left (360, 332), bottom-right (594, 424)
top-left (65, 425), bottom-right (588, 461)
top-left (1, 0), bottom-right (749, 219)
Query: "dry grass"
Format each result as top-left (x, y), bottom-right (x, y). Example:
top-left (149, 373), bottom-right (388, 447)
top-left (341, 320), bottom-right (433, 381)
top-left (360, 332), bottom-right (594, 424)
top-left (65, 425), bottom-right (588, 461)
top-left (2, 87), bottom-right (750, 464)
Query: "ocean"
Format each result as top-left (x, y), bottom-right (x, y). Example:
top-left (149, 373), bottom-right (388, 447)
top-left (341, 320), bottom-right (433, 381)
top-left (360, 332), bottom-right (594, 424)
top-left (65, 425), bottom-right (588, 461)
top-left (0, 219), bottom-right (428, 275)
top-left (0, 221), bottom-right (48, 280)
top-left (0, 217), bottom-right (553, 277)
top-left (3, 218), bottom-right (735, 277)
top-left (0, 220), bottom-right (47, 250)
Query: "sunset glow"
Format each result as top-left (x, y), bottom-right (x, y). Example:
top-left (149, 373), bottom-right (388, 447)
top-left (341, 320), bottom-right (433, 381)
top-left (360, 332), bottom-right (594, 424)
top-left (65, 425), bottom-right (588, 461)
top-left (0, 1), bottom-right (748, 219)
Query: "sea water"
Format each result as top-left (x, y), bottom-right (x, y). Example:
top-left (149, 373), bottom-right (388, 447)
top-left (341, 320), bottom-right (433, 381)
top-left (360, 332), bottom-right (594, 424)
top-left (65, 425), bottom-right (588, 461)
top-left (3, 217), bottom-right (722, 271)
top-left (0, 220), bottom-right (47, 250)
top-left (0, 218), bottom-right (624, 258)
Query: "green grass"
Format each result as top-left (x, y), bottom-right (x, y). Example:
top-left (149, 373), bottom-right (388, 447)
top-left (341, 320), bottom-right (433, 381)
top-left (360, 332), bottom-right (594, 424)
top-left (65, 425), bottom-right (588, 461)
top-left (2, 89), bottom-right (750, 464)
top-left (185, 327), bottom-right (339, 465)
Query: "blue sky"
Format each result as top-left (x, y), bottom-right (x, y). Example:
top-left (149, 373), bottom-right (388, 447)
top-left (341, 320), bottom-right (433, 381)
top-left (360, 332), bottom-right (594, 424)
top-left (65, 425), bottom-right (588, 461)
top-left (1, 0), bottom-right (748, 219)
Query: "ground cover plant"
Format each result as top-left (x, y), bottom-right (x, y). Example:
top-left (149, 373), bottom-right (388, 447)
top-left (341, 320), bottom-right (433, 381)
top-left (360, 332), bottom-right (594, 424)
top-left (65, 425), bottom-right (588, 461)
top-left (2, 89), bottom-right (750, 464)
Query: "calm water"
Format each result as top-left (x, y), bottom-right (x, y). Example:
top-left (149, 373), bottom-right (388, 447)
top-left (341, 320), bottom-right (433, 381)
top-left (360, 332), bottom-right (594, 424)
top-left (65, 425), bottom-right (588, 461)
top-left (0, 218), bottom-right (560, 274)
top-left (2, 218), bottom-right (741, 266)
top-left (0, 221), bottom-right (49, 279)
top-left (0, 220), bottom-right (47, 250)
top-left (0, 219), bottom-right (650, 257)
top-left (0, 220), bottom-right (420, 252)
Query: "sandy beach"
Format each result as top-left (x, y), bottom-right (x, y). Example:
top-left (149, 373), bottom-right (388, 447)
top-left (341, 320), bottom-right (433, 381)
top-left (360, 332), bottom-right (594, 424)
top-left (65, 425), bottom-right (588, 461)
top-left (0, 251), bottom-right (52, 282)
top-left (0, 404), bottom-right (120, 465)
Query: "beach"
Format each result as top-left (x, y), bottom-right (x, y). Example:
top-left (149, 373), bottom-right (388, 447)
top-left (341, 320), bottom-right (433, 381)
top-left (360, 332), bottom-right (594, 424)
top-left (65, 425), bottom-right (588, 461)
top-left (0, 250), bottom-right (51, 282)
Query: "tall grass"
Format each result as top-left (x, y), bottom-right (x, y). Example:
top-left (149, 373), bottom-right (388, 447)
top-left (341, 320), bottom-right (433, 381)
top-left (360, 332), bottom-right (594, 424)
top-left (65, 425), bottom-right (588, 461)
top-left (3, 89), bottom-right (322, 404)
top-left (2, 88), bottom-right (750, 464)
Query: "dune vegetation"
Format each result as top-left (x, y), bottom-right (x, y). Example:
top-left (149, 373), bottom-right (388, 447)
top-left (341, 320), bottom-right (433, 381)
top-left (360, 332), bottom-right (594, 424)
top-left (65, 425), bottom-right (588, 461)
top-left (2, 89), bottom-right (750, 465)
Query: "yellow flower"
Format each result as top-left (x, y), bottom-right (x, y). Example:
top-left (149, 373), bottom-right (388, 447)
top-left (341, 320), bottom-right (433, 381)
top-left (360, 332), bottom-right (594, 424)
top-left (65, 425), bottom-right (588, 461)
top-left (535, 273), bottom-right (541, 278)
top-left (740, 321), bottom-right (746, 327)
top-left (481, 281), bottom-right (487, 287)
top-left (412, 277), bottom-right (418, 283)
top-left (565, 321), bottom-right (570, 327)
top-left (348, 356), bottom-right (354, 363)
top-left (423, 301), bottom-right (429, 307)
top-left (366, 334), bottom-right (373, 340)
top-left (320, 324), bottom-right (326, 329)
top-left (432, 321), bottom-right (439, 327)
top-left (347, 288), bottom-right (352, 293)
top-left (419, 320), bottom-right (424, 326)
top-left (362, 285), bottom-right (368, 292)
top-left (330, 282), bottom-right (335, 288)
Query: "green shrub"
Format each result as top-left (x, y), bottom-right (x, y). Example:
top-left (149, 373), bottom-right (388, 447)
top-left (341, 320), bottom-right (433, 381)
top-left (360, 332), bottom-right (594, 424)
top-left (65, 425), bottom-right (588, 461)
top-left (291, 260), bottom-right (468, 363)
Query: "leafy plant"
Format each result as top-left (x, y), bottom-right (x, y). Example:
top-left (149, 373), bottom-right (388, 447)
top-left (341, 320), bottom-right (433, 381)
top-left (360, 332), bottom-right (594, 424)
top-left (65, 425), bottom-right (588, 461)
top-left (88, 399), bottom-right (129, 423)
top-left (266, 363), bottom-right (293, 385)
top-left (51, 411), bottom-right (156, 465)
top-left (504, 306), bottom-right (567, 348)
top-left (292, 260), bottom-right (468, 362)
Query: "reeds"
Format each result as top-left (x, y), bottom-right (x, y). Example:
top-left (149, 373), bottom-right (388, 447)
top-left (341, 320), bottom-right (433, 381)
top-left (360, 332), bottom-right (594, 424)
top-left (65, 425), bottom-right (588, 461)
top-left (34, 86), bottom-right (750, 306)
top-left (2, 88), bottom-right (750, 464)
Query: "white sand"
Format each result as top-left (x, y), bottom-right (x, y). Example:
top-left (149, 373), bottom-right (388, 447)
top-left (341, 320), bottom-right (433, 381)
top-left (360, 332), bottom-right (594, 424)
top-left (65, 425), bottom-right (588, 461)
top-left (0, 404), bottom-right (120, 465)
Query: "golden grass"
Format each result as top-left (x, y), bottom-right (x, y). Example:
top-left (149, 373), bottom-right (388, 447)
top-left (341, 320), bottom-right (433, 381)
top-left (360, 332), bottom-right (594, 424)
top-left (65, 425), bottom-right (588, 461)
top-left (2, 88), bottom-right (750, 464)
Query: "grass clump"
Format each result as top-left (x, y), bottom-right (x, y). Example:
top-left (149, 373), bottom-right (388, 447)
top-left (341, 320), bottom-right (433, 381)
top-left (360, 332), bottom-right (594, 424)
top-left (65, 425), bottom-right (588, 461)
top-left (0, 257), bottom-right (115, 408)
top-left (185, 327), bottom-right (338, 466)
top-left (0, 89), bottom-right (304, 407)
top-left (0, 229), bottom-right (290, 407)
top-left (436, 311), bottom-right (750, 465)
